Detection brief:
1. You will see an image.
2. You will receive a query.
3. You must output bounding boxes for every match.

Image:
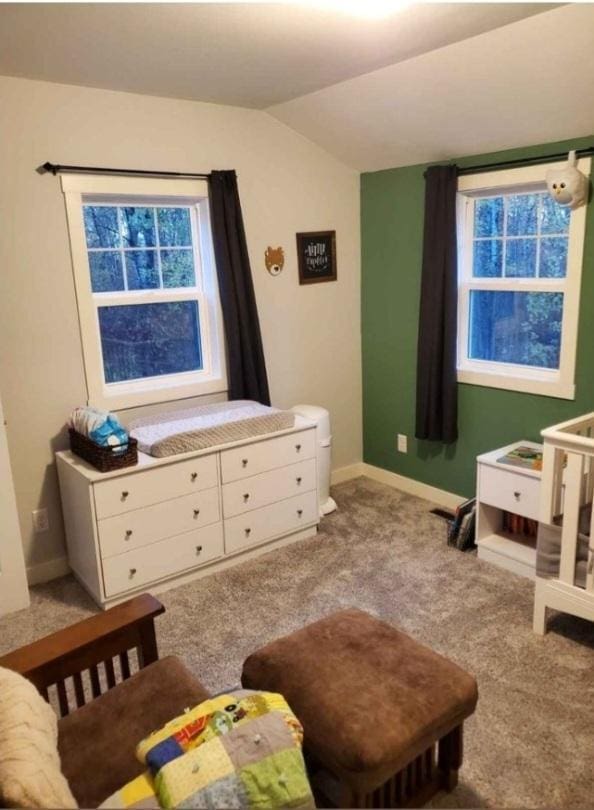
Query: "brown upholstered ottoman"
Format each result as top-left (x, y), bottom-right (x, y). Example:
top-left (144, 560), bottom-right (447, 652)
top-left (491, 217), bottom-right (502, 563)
top-left (242, 609), bottom-right (478, 808)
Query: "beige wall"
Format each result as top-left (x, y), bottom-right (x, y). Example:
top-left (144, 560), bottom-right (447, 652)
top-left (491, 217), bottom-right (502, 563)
top-left (0, 75), bottom-right (362, 582)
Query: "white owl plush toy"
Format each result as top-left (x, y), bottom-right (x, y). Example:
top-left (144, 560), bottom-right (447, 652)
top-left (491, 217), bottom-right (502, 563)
top-left (545, 150), bottom-right (589, 210)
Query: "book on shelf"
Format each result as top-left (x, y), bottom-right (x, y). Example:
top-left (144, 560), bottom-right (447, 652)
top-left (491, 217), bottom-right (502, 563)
top-left (497, 445), bottom-right (543, 471)
top-left (502, 511), bottom-right (538, 538)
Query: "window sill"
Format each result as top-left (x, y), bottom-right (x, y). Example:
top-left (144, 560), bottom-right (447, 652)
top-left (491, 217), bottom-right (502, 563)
top-left (89, 376), bottom-right (228, 412)
top-left (457, 368), bottom-right (575, 400)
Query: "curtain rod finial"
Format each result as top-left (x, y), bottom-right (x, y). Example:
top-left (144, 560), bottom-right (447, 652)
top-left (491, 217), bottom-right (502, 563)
top-left (37, 162), bottom-right (57, 175)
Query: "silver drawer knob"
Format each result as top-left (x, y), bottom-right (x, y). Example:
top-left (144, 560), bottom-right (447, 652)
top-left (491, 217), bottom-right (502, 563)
top-left (196, 545), bottom-right (203, 555)
top-left (243, 493), bottom-right (250, 502)
top-left (121, 491), bottom-right (129, 500)
top-left (193, 508), bottom-right (200, 517)
top-left (295, 444), bottom-right (302, 452)
top-left (129, 568), bottom-right (137, 578)
top-left (297, 508), bottom-right (303, 517)
top-left (245, 527), bottom-right (251, 536)
top-left (191, 472), bottom-right (198, 482)
top-left (296, 477), bottom-right (302, 485)
top-left (514, 491), bottom-right (521, 500)
top-left (125, 529), bottom-right (133, 539)
top-left (242, 458), bottom-right (249, 468)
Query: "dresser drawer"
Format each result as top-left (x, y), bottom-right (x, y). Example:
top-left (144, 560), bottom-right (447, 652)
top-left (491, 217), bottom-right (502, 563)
top-left (222, 459), bottom-right (316, 518)
top-left (221, 429), bottom-right (315, 483)
top-left (93, 454), bottom-right (218, 518)
top-left (97, 487), bottom-right (220, 558)
top-left (479, 464), bottom-right (540, 521)
top-left (224, 491), bottom-right (318, 554)
top-left (102, 523), bottom-right (223, 597)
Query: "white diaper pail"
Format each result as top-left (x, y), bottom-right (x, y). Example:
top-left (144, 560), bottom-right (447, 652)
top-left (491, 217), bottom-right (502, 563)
top-left (290, 404), bottom-right (337, 517)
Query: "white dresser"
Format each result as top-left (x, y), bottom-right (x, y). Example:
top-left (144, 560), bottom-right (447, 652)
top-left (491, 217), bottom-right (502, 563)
top-left (56, 417), bottom-right (319, 608)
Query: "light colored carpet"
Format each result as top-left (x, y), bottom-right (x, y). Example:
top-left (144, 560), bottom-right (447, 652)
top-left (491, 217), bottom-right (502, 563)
top-left (2, 477), bottom-right (593, 808)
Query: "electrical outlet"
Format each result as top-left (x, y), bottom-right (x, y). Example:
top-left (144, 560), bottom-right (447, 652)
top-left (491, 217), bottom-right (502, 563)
top-left (32, 508), bottom-right (49, 533)
top-left (397, 434), bottom-right (408, 453)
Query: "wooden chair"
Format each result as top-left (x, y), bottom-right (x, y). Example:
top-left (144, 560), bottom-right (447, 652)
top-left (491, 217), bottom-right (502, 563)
top-left (0, 593), bottom-right (214, 806)
top-left (0, 593), bottom-right (165, 716)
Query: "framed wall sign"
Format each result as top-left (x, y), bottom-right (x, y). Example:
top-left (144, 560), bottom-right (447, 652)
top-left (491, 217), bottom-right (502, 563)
top-left (296, 230), bottom-right (337, 285)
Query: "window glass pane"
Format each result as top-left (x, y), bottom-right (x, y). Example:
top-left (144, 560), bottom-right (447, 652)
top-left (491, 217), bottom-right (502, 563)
top-left (98, 301), bottom-right (202, 383)
top-left (473, 239), bottom-right (502, 277)
top-left (121, 207), bottom-right (156, 248)
top-left (540, 194), bottom-right (570, 234)
top-left (505, 238), bottom-right (537, 277)
top-left (125, 250), bottom-right (159, 290)
top-left (469, 291), bottom-right (562, 369)
top-left (506, 194), bottom-right (538, 236)
top-left (83, 206), bottom-right (120, 248)
top-left (161, 249), bottom-right (196, 288)
top-left (158, 208), bottom-right (192, 246)
top-left (474, 197), bottom-right (503, 237)
top-left (540, 237), bottom-right (568, 278)
top-left (89, 251), bottom-right (124, 292)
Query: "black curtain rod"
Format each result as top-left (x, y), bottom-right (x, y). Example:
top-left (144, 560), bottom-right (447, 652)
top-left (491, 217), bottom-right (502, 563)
top-left (457, 145), bottom-right (594, 176)
top-left (37, 161), bottom-right (211, 181)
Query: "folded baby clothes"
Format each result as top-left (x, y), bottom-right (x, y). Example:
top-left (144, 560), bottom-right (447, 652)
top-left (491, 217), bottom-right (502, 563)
top-left (69, 406), bottom-right (129, 452)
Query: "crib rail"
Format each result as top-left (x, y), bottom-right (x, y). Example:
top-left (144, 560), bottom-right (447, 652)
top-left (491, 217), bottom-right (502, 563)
top-left (540, 413), bottom-right (594, 593)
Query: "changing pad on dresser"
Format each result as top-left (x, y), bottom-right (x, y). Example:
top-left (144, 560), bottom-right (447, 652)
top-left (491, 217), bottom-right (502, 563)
top-left (129, 400), bottom-right (296, 457)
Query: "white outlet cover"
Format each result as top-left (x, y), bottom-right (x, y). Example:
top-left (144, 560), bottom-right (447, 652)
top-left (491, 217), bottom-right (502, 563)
top-left (397, 434), bottom-right (408, 453)
top-left (32, 508), bottom-right (49, 533)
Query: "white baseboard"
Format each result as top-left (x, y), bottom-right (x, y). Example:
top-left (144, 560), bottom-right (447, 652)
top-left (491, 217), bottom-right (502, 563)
top-left (331, 463), bottom-right (365, 485)
top-left (331, 461), bottom-right (464, 510)
top-left (27, 556), bottom-right (71, 586)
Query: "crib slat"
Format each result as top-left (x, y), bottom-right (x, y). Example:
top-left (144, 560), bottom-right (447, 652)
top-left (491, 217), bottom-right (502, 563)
top-left (587, 504), bottom-right (594, 594)
top-left (559, 452), bottom-right (583, 586)
top-left (540, 444), bottom-right (562, 522)
top-left (584, 454), bottom-right (594, 507)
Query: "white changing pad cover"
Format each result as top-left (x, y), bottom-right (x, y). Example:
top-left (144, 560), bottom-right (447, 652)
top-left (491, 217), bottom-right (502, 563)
top-left (129, 400), bottom-right (295, 458)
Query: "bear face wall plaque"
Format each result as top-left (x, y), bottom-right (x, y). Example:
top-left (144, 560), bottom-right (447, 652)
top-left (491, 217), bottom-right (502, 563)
top-left (265, 246), bottom-right (285, 276)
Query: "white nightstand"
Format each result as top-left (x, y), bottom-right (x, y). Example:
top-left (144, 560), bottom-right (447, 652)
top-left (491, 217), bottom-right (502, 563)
top-left (476, 441), bottom-right (543, 579)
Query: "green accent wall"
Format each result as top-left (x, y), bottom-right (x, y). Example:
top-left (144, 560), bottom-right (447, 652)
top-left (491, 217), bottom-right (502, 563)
top-left (361, 136), bottom-right (594, 498)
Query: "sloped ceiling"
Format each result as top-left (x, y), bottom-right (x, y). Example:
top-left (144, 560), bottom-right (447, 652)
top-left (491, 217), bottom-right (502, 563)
top-left (0, 3), bottom-right (554, 109)
top-left (268, 4), bottom-right (594, 170)
top-left (0, 3), bottom-right (591, 171)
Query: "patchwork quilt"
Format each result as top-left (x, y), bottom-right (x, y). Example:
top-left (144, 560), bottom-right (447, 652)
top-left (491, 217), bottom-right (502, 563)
top-left (100, 690), bottom-right (314, 810)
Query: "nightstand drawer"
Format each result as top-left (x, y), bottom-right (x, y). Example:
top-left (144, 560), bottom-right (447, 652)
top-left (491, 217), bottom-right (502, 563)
top-left (97, 487), bottom-right (220, 558)
top-left (224, 492), bottom-right (318, 554)
top-left (479, 464), bottom-right (540, 520)
top-left (93, 454), bottom-right (218, 518)
top-left (102, 523), bottom-right (223, 597)
top-left (222, 458), bottom-right (316, 518)
top-left (220, 429), bottom-right (315, 483)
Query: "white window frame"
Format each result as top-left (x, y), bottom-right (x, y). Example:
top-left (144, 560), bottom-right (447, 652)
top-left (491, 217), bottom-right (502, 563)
top-left (457, 158), bottom-right (590, 400)
top-left (62, 174), bottom-right (227, 411)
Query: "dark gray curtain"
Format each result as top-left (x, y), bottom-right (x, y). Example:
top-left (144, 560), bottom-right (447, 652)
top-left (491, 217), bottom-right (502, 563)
top-left (415, 164), bottom-right (458, 443)
top-left (209, 170), bottom-right (270, 405)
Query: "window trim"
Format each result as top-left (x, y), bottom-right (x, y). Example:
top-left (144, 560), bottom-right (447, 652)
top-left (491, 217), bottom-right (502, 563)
top-left (456, 159), bottom-right (590, 401)
top-left (62, 174), bottom-right (227, 411)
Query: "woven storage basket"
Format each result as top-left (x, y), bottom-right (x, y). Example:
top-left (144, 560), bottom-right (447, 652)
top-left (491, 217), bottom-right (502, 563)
top-left (69, 428), bottom-right (138, 473)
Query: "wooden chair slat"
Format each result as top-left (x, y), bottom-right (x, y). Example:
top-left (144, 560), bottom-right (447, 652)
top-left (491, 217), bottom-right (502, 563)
top-left (90, 664), bottom-right (102, 698)
top-left (104, 657), bottom-right (116, 689)
top-left (73, 671), bottom-right (85, 707)
top-left (56, 679), bottom-right (69, 716)
top-left (119, 650), bottom-right (131, 680)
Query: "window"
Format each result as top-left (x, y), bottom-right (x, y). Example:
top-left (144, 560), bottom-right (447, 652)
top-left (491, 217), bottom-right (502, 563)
top-left (457, 160), bottom-right (590, 399)
top-left (62, 176), bottom-right (226, 410)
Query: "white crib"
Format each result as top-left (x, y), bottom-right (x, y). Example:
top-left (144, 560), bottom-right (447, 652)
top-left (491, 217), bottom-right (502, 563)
top-left (534, 412), bottom-right (594, 634)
